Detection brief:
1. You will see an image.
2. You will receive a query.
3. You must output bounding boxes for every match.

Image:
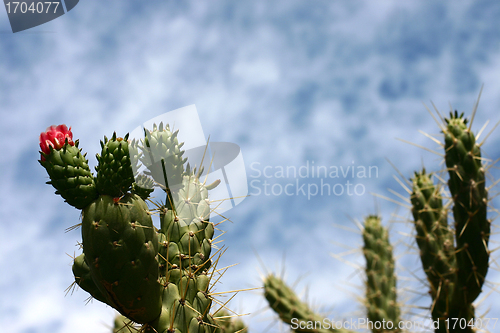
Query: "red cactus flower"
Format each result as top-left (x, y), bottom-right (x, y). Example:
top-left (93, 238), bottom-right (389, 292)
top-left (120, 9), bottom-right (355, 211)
top-left (39, 125), bottom-right (74, 161)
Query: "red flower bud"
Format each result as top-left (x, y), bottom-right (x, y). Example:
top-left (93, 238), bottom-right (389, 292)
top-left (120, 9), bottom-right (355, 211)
top-left (39, 125), bottom-right (74, 161)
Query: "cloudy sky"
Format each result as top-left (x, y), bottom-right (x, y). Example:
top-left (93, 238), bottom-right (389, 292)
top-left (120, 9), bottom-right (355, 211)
top-left (2, 1), bottom-right (500, 332)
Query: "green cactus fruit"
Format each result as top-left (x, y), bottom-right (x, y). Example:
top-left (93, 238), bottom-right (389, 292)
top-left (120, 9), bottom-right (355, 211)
top-left (132, 174), bottom-right (155, 200)
top-left (213, 309), bottom-right (247, 333)
top-left (95, 133), bottom-right (138, 197)
top-left (81, 193), bottom-right (162, 324)
top-left (72, 253), bottom-right (109, 305)
top-left (264, 274), bottom-right (355, 333)
top-left (443, 111), bottom-right (489, 303)
top-left (362, 215), bottom-right (400, 333)
top-left (39, 125), bottom-right (98, 209)
top-left (140, 122), bottom-right (187, 189)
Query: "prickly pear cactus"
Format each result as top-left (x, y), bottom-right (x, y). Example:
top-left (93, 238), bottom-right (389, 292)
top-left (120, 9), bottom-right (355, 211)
top-left (39, 123), bottom-right (239, 333)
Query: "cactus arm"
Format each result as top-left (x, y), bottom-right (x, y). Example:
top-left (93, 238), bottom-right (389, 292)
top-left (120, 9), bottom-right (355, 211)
top-left (146, 172), bottom-right (220, 333)
top-left (39, 139), bottom-right (98, 209)
top-left (81, 194), bottom-right (162, 324)
top-left (443, 111), bottom-right (490, 304)
top-left (264, 274), bottom-right (356, 333)
top-left (362, 215), bottom-right (401, 333)
top-left (409, 170), bottom-right (471, 332)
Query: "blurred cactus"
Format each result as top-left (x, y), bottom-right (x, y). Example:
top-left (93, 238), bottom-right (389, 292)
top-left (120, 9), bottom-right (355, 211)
top-left (363, 215), bottom-right (400, 333)
top-left (263, 108), bottom-right (495, 333)
top-left (213, 309), bottom-right (248, 333)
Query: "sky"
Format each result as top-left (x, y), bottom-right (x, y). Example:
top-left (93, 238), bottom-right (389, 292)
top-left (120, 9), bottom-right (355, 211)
top-left (2, 1), bottom-right (500, 332)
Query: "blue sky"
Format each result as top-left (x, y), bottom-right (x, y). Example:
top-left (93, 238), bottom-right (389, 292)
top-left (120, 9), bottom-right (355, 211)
top-left (2, 1), bottom-right (500, 332)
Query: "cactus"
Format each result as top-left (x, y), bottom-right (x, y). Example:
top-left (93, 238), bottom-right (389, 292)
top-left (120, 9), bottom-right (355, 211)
top-left (264, 274), bottom-right (356, 333)
top-left (40, 123), bottom-right (240, 333)
top-left (263, 215), bottom-right (398, 333)
top-left (443, 111), bottom-right (490, 303)
top-left (410, 170), bottom-right (462, 332)
top-left (362, 215), bottom-right (400, 333)
top-left (40, 99), bottom-right (496, 333)
top-left (263, 106), bottom-right (495, 333)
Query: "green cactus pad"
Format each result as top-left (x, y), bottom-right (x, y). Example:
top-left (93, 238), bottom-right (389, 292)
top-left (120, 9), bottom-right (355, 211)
top-left (39, 141), bottom-right (98, 209)
top-left (362, 215), bottom-right (400, 333)
top-left (81, 194), bottom-right (162, 324)
top-left (140, 122), bottom-right (187, 189)
top-left (443, 111), bottom-right (489, 303)
top-left (95, 133), bottom-right (137, 198)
